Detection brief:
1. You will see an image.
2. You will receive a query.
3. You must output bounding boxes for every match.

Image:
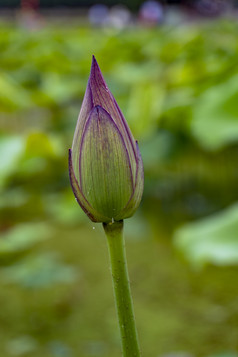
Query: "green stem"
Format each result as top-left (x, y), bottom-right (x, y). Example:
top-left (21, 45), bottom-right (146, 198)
top-left (103, 220), bottom-right (141, 357)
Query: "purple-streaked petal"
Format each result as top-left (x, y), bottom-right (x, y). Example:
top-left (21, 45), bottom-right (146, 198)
top-left (115, 141), bottom-right (144, 220)
top-left (69, 56), bottom-right (144, 223)
top-left (89, 56), bottom-right (137, 182)
top-left (69, 149), bottom-right (109, 222)
top-left (71, 82), bottom-right (93, 182)
top-left (79, 105), bottom-right (134, 221)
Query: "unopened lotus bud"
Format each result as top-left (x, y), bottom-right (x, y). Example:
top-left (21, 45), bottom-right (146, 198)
top-left (69, 56), bottom-right (144, 223)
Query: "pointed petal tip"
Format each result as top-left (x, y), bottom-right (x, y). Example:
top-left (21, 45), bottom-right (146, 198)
top-left (90, 55), bottom-right (107, 88)
top-left (91, 54), bottom-right (96, 65)
top-left (91, 55), bottom-right (99, 72)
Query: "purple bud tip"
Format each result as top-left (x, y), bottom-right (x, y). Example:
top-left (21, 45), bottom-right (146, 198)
top-left (90, 55), bottom-right (108, 92)
top-left (91, 55), bottom-right (98, 70)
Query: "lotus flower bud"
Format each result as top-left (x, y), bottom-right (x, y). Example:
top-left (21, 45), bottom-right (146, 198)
top-left (69, 56), bottom-right (144, 223)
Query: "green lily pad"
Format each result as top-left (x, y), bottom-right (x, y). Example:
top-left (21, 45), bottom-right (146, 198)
top-left (0, 222), bottom-right (51, 256)
top-left (174, 203), bottom-right (238, 267)
top-left (1, 253), bottom-right (76, 288)
top-left (191, 75), bottom-right (238, 150)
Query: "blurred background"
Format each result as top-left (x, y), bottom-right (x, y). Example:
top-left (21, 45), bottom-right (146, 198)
top-left (1, 0), bottom-right (238, 356)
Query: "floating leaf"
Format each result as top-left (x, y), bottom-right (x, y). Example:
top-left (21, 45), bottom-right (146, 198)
top-left (191, 75), bottom-right (238, 150)
top-left (1, 253), bottom-right (77, 288)
top-left (174, 203), bottom-right (238, 267)
top-left (0, 222), bottom-right (51, 255)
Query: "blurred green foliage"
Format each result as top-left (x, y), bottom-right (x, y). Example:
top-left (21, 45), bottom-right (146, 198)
top-left (1, 18), bottom-right (238, 356)
top-left (1, 20), bottom-right (238, 224)
top-left (174, 203), bottom-right (238, 267)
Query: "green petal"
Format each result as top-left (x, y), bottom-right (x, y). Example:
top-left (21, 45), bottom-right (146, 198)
top-left (115, 141), bottom-right (144, 220)
top-left (79, 106), bottom-right (133, 220)
top-left (71, 84), bottom-right (93, 183)
top-left (69, 149), bottom-right (109, 222)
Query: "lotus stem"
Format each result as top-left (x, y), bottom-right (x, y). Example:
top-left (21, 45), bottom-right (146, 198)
top-left (103, 220), bottom-right (141, 357)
